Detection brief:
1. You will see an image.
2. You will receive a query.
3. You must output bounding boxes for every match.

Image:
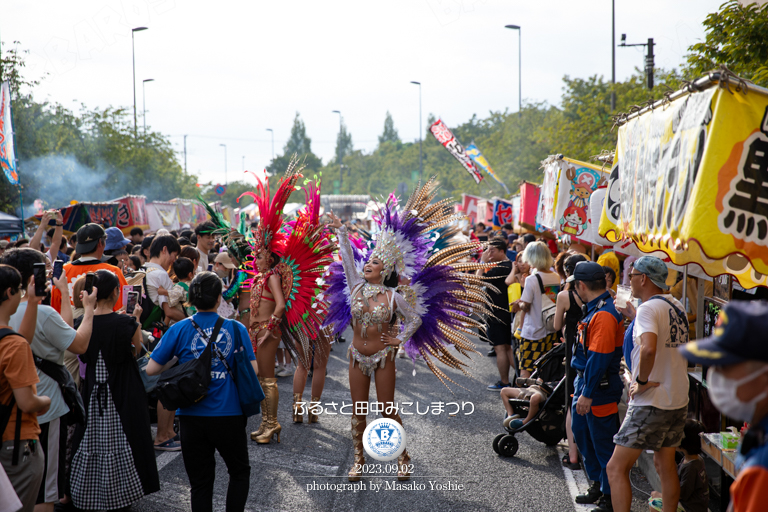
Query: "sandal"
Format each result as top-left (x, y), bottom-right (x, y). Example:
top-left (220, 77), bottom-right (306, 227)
top-left (154, 438), bottom-right (181, 451)
top-left (561, 453), bottom-right (581, 470)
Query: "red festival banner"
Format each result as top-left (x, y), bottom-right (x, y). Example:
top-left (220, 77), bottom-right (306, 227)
top-left (519, 182), bottom-right (541, 231)
top-left (113, 195), bottom-right (149, 234)
top-left (461, 194), bottom-right (482, 224)
top-left (429, 119), bottom-right (483, 183)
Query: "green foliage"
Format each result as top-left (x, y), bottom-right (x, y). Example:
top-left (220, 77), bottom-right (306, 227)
top-left (378, 111), bottom-right (400, 146)
top-left (0, 42), bottom-right (199, 217)
top-left (266, 113), bottom-right (323, 186)
top-left (200, 180), bottom-right (258, 210)
top-left (335, 118), bottom-right (353, 163)
top-left (684, 0), bottom-right (768, 87)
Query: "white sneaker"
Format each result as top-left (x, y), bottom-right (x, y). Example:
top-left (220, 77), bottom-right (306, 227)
top-left (276, 366), bottom-right (294, 377)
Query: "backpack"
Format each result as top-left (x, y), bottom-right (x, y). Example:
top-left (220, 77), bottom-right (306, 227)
top-left (535, 274), bottom-right (560, 333)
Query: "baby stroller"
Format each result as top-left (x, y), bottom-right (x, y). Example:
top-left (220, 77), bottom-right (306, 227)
top-left (492, 342), bottom-right (567, 457)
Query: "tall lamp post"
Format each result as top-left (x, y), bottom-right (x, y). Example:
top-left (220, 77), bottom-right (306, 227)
top-left (266, 128), bottom-right (274, 160)
top-left (142, 78), bottom-right (154, 134)
top-left (504, 25), bottom-right (521, 116)
top-left (131, 26), bottom-right (148, 139)
top-left (409, 81), bottom-right (422, 181)
top-left (219, 143), bottom-right (227, 185)
top-left (242, 155), bottom-right (245, 172)
top-left (611, 0), bottom-right (616, 111)
top-left (332, 110), bottom-right (342, 189)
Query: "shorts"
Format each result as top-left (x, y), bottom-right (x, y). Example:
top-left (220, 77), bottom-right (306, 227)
top-left (517, 332), bottom-right (558, 372)
top-left (486, 320), bottom-right (512, 346)
top-left (37, 417), bottom-right (66, 504)
top-left (613, 404), bottom-right (686, 451)
top-left (518, 385), bottom-right (549, 401)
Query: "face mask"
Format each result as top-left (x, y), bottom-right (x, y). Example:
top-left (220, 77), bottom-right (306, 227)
top-left (707, 366), bottom-right (768, 423)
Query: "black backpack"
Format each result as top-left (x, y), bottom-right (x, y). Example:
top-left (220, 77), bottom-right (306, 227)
top-left (155, 317), bottom-right (224, 411)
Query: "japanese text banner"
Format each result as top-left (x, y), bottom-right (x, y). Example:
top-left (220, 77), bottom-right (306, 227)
top-left (429, 119), bottom-right (484, 183)
top-left (0, 82), bottom-right (18, 185)
top-left (599, 85), bottom-right (768, 288)
top-left (492, 198), bottom-right (517, 229)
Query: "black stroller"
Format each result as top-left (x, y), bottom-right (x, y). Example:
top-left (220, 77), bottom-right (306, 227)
top-left (492, 342), bottom-right (568, 457)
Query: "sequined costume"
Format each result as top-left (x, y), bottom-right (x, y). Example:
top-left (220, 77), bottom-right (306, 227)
top-left (324, 178), bottom-right (498, 482)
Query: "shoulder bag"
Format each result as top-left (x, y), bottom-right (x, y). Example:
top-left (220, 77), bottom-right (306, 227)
top-left (535, 274), bottom-right (559, 333)
top-left (193, 319), bottom-right (264, 417)
top-left (155, 316), bottom-right (224, 410)
top-left (33, 355), bottom-right (86, 426)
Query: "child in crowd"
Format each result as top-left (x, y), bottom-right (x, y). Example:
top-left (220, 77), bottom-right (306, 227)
top-left (648, 419), bottom-right (709, 512)
top-left (157, 257), bottom-right (196, 325)
top-left (500, 377), bottom-right (556, 430)
top-left (602, 265), bottom-right (617, 298)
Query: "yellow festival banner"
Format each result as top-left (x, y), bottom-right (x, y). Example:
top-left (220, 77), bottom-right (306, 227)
top-left (599, 83), bottom-right (768, 288)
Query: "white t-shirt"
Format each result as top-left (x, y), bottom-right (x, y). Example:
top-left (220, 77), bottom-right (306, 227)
top-left (520, 270), bottom-right (560, 340)
top-left (144, 262), bottom-right (174, 307)
top-left (197, 248), bottom-right (209, 273)
top-left (630, 294), bottom-right (690, 410)
top-left (9, 302), bottom-right (77, 424)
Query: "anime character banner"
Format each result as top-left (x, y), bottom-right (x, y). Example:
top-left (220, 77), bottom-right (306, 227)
top-left (598, 83), bottom-right (768, 288)
top-left (554, 158), bottom-right (607, 237)
top-left (429, 119), bottom-right (484, 183)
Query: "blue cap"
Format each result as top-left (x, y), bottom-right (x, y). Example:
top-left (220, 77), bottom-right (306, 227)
top-left (679, 301), bottom-right (768, 366)
top-left (566, 261), bottom-right (606, 283)
top-left (104, 227), bottom-right (131, 251)
top-left (632, 256), bottom-right (669, 290)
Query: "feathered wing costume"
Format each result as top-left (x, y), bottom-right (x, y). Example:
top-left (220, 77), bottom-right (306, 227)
top-left (324, 177), bottom-right (498, 390)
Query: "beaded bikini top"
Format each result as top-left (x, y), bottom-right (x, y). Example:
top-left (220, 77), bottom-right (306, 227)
top-left (350, 283), bottom-right (391, 337)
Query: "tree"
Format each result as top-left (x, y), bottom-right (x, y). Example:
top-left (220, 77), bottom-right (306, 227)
top-left (684, 0), bottom-right (768, 87)
top-left (335, 118), bottom-right (353, 163)
top-left (378, 111), bottom-right (400, 146)
top-left (266, 112), bottom-right (322, 180)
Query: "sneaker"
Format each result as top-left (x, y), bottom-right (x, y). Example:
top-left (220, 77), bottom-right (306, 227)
top-left (502, 414), bottom-right (521, 428)
top-left (487, 349), bottom-right (497, 357)
top-left (154, 439), bottom-right (181, 452)
top-left (486, 380), bottom-right (509, 391)
top-left (506, 419), bottom-right (524, 430)
top-left (276, 366), bottom-right (294, 377)
top-left (590, 495), bottom-right (613, 512)
top-left (575, 481), bottom-right (602, 505)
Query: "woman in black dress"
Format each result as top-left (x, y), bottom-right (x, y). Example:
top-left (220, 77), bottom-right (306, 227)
top-left (70, 270), bottom-right (159, 510)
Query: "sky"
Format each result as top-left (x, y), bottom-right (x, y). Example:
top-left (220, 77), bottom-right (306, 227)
top-left (4, 0), bottom-right (723, 188)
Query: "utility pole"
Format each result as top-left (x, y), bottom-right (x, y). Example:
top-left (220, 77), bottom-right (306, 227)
top-left (183, 135), bottom-right (187, 174)
top-left (611, 0), bottom-right (616, 111)
top-left (142, 78), bottom-right (154, 134)
top-left (266, 128), bottom-right (274, 159)
top-left (410, 81), bottom-right (422, 180)
top-left (504, 25), bottom-right (522, 116)
top-left (219, 143), bottom-right (227, 185)
top-left (619, 35), bottom-right (656, 90)
top-left (332, 110), bottom-right (343, 189)
top-left (131, 27), bottom-right (148, 139)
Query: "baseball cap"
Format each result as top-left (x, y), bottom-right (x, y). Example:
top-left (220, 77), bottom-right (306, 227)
top-left (632, 256), bottom-right (670, 290)
top-left (566, 261), bottom-right (606, 283)
top-left (104, 227), bottom-right (131, 251)
top-left (214, 252), bottom-right (236, 269)
top-left (76, 223), bottom-right (106, 254)
top-left (679, 301), bottom-right (768, 366)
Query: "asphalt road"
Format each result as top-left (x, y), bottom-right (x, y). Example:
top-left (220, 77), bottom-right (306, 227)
top-left (133, 328), bottom-right (651, 512)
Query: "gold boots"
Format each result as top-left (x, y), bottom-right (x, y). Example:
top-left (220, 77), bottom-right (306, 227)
top-left (292, 393), bottom-right (304, 423)
top-left (348, 416), bottom-right (366, 482)
top-left (390, 413), bottom-right (411, 481)
top-left (251, 376), bottom-right (266, 438)
top-left (308, 396), bottom-right (321, 423)
top-left (253, 377), bottom-right (281, 444)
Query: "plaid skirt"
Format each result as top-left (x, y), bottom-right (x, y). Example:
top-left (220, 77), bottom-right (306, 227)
top-left (517, 332), bottom-right (559, 372)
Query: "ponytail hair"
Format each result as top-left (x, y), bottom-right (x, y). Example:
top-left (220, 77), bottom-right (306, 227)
top-left (188, 271), bottom-right (222, 311)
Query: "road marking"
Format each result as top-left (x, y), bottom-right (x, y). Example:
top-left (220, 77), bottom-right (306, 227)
top-left (248, 445), bottom-right (339, 476)
top-left (156, 450), bottom-right (181, 471)
top-left (558, 445), bottom-right (594, 511)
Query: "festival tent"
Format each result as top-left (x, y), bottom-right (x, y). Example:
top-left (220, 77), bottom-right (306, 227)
top-left (598, 71), bottom-right (768, 289)
top-left (0, 212), bottom-right (23, 235)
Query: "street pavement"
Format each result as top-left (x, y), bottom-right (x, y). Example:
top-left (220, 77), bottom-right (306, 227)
top-left (133, 328), bottom-right (651, 512)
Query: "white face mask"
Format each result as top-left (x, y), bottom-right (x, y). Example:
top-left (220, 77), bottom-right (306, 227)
top-left (707, 366), bottom-right (768, 423)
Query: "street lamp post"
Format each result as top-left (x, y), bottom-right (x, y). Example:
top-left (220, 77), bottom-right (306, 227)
top-left (504, 25), bottom-right (521, 116)
top-left (266, 128), bottom-right (274, 160)
top-left (219, 143), bottom-right (227, 185)
top-left (131, 26), bottom-right (148, 139)
top-left (611, 0), bottom-right (616, 111)
top-left (142, 78), bottom-right (154, 134)
top-left (332, 110), bottom-right (342, 189)
top-left (242, 155), bottom-right (245, 172)
top-left (409, 81), bottom-right (422, 181)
